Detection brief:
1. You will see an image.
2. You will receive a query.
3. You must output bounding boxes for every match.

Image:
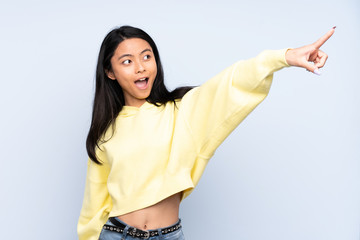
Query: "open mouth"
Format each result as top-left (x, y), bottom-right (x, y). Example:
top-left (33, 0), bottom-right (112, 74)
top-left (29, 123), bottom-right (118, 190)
top-left (134, 77), bottom-right (149, 89)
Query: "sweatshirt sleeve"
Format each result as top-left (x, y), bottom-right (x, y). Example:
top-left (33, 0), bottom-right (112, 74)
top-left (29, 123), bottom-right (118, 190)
top-left (77, 153), bottom-right (112, 240)
top-left (179, 49), bottom-right (290, 158)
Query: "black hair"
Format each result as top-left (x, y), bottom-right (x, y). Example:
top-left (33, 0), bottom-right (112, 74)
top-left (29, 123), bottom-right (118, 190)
top-left (86, 25), bottom-right (194, 164)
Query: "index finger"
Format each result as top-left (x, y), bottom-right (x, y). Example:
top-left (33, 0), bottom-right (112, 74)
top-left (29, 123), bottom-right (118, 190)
top-left (312, 27), bottom-right (336, 49)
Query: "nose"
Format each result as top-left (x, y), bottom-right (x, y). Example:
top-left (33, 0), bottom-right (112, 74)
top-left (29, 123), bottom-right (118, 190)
top-left (136, 61), bottom-right (145, 73)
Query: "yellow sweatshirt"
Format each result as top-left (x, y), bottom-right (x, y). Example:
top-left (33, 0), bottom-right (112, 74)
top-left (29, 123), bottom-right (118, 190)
top-left (77, 49), bottom-right (290, 239)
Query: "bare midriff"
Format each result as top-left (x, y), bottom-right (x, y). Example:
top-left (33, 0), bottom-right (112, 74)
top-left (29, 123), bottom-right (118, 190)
top-left (116, 191), bottom-right (182, 231)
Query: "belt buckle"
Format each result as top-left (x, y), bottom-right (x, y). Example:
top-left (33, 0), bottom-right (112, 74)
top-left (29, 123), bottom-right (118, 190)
top-left (131, 227), bottom-right (137, 236)
top-left (143, 230), bottom-right (150, 239)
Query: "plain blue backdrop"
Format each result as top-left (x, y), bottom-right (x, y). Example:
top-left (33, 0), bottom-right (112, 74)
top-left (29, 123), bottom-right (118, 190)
top-left (0, 0), bottom-right (359, 239)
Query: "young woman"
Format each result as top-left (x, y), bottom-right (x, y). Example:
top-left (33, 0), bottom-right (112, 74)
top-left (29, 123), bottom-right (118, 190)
top-left (77, 25), bottom-right (335, 240)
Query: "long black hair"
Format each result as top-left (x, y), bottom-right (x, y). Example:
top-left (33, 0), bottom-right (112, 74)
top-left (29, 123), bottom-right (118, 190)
top-left (86, 25), bottom-right (193, 164)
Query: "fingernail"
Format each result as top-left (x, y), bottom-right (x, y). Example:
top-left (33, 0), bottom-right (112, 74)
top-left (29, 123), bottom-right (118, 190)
top-left (332, 26), bottom-right (336, 29)
top-left (314, 69), bottom-right (321, 75)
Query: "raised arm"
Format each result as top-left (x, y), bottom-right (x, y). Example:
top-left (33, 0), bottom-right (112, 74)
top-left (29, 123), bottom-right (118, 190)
top-left (170, 29), bottom-right (335, 196)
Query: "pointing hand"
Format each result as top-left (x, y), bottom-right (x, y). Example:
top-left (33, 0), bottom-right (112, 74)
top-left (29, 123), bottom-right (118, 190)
top-left (285, 27), bottom-right (335, 75)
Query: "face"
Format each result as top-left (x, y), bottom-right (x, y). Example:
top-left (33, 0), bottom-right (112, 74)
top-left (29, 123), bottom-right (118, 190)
top-left (107, 38), bottom-right (157, 107)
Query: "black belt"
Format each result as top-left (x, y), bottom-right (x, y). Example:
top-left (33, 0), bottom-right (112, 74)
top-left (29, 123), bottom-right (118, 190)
top-left (102, 217), bottom-right (182, 239)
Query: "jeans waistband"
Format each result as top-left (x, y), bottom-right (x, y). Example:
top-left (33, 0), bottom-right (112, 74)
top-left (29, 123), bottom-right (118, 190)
top-left (103, 217), bottom-right (182, 239)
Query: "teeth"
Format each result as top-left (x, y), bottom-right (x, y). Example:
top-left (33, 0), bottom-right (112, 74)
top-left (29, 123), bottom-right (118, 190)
top-left (138, 78), bottom-right (146, 81)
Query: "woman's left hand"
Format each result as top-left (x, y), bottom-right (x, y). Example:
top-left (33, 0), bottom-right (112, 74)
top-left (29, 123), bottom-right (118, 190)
top-left (285, 27), bottom-right (335, 75)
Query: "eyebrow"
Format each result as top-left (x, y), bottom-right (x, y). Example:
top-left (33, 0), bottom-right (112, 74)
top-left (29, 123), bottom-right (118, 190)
top-left (118, 48), bottom-right (152, 61)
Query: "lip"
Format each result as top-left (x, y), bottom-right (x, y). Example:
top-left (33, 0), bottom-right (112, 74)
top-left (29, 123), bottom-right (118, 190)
top-left (134, 77), bottom-right (149, 90)
top-left (135, 76), bottom-right (148, 81)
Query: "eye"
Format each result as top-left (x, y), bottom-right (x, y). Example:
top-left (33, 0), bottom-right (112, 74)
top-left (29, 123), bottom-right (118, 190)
top-left (144, 54), bottom-right (151, 60)
top-left (122, 59), bottom-right (131, 65)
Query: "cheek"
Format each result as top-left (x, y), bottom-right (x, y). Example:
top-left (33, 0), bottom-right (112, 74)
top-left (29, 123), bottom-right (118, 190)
top-left (150, 61), bottom-right (158, 76)
top-left (114, 68), bottom-right (133, 82)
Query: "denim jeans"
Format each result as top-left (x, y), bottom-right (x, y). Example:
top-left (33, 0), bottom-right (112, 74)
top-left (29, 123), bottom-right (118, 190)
top-left (98, 217), bottom-right (185, 240)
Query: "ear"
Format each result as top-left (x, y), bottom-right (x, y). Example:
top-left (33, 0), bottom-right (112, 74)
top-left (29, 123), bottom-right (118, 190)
top-left (105, 69), bottom-right (116, 80)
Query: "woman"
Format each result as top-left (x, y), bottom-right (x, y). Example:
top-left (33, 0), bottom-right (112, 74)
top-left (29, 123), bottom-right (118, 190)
top-left (77, 25), bottom-right (335, 240)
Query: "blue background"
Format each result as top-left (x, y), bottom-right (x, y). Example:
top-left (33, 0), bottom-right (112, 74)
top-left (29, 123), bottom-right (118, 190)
top-left (0, 0), bottom-right (359, 239)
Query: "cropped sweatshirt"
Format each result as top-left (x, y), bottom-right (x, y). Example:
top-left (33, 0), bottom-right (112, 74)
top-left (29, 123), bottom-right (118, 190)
top-left (77, 49), bottom-right (290, 240)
